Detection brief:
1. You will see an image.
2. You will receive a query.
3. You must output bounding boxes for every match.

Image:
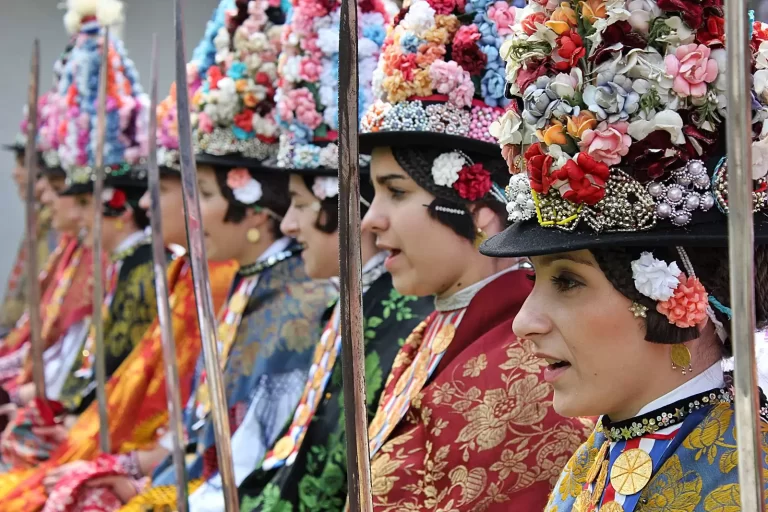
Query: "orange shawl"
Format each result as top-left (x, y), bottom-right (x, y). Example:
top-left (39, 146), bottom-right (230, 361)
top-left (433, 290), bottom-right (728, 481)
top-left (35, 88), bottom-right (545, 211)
top-left (0, 257), bottom-right (237, 509)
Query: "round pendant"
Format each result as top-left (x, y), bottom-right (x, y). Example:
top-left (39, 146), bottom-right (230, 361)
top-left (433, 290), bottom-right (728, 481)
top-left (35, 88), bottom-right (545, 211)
top-left (610, 448), bottom-right (653, 496)
top-left (228, 293), bottom-right (248, 315)
top-left (394, 367), bottom-right (413, 396)
top-left (600, 501), bottom-right (624, 512)
top-left (312, 370), bottom-right (326, 390)
top-left (587, 441), bottom-right (610, 484)
top-left (410, 352), bottom-right (431, 394)
top-left (296, 403), bottom-right (311, 426)
top-left (431, 325), bottom-right (456, 354)
top-left (573, 492), bottom-right (591, 512)
top-left (670, 344), bottom-right (691, 369)
top-left (272, 436), bottom-right (295, 460)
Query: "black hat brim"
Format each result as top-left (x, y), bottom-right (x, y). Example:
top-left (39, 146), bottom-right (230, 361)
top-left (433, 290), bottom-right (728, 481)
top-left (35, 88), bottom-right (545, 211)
top-left (195, 153), bottom-right (279, 173)
top-left (481, 212), bottom-right (768, 257)
top-left (359, 131), bottom-right (500, 157)
top-left (2, 143), bottom-right (23, 154)
top-left (59, 182), bottom-right (93, 196)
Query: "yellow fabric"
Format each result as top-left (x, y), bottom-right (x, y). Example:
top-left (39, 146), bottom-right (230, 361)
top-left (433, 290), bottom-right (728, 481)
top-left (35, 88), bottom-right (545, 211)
top-left (119, 480), bottom-right (205, 512)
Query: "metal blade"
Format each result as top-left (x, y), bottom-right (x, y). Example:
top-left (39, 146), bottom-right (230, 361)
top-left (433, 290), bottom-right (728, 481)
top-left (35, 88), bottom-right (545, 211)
top-left (24, 39), bottom-right (45, 400)
top-left (147, 34), bottom-right (190, 512)
top-left (174, 0), bottom-right (238, 509)
top-left (725, 4), bottom-right (765, 510)
top-left (338, 0), bottom-right (373, 510)
top-left (92, 26), bottom-right (110, 454)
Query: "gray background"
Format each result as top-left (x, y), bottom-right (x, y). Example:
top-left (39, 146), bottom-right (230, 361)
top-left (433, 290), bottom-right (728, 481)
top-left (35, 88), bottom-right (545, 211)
top-left (0, 0), bottom-right (217, 297)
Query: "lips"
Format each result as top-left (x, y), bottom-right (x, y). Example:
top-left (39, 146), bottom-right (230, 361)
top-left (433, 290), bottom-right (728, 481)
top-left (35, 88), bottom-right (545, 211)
top-left (536, 353), bottom-right (572, 384)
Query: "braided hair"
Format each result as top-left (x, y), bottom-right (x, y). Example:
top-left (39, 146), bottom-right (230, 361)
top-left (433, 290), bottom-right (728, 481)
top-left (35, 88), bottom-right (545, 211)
top-left (591, 245), bottom-right (768, 357)
top-left (390, 146), bottom-right (508, 242)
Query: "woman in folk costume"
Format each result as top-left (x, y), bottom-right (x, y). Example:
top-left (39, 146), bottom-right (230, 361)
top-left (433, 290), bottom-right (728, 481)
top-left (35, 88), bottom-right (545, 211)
top-left (189, 0), bottom-right (429, 507)
top-left (0, 0), bottom-right (160, 473)
top-left (346, 0), bottom-right (596, 508)
top-left (118, 1), bottom-right (336, 509)
top-left (478, 2), bottom-right (768, 511)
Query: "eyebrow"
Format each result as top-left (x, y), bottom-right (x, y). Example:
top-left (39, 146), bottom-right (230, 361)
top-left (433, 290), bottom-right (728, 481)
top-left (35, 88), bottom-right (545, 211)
top-left (375, 173), bottom-right (408, 186)
top-left (538, 253), bottom-right (595, 267)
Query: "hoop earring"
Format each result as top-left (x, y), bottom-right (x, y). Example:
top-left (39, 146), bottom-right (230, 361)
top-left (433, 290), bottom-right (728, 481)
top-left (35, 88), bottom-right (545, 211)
top-left (473, 228), bottom-right (487, 249)
top-left (670, 344), bottom-right (692, 375)
top-left (246, 228), bottom-right (261, 244)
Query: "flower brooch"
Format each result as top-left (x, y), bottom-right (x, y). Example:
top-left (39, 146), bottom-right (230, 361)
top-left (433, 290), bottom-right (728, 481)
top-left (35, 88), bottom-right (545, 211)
top-left (431, 151), bottom-right (493, 202)
top-left (227, 168), bottom-right (263, 205)
top-left (312, 177), bottom-right (339, 200)
top-left (102, 187), bottom-right (128, 212)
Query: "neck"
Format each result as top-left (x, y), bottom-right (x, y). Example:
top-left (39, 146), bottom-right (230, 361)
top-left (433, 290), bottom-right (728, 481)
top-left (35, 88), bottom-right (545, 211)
top-left (104, 227), bottom-right (141, 255)
top-left (237, 230), bottom-right (277, 267)
top-left (436, 253), bottom-right (520, 300)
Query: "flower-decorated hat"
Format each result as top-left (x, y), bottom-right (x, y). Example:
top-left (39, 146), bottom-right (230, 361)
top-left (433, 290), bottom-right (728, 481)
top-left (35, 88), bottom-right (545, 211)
top-left (273, 0), bottom-right (390, 175)
top-left (358, 0), bottom-right (522, 156)
top-left (157, 0), bottom-right (236, 174)
top-left (481, 2), bottom-right (768, 258)
top-left (56, 0), bottom-right (149, 197)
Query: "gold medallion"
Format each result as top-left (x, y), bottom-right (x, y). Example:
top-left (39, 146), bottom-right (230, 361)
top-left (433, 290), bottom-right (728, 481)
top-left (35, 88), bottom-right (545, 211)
top-left (591, 460), bottom-right (609, 506)
top-left (431, 324), bottom-right (456, 354)
top-left (670, 344), bottom-right (692, 373)
top-left (324, 329), bottom-right (337, 350)
top-left (587, 441), bottom-right (610, 484)
top-left (228, 293), bottom-right (248, 315)
top-left (394, 368), bottom-right (412, 396)
top-left (610, 448), bottom-right (653, 496)
top-left (313, 370), bottom-right (325, 390)
top-left (600, 501), bottom-right (624, 512)
top-left (410, 352), bottom-right (431, 395)
top-left (296, 404), bottom-right (310, 425)
top-left (573, 491), bottom-right (591, 512)
top-left (272, 436), bottom-right (295, 460)
top-left (217, 323), bottom-right (237, 345)
top-left (313, 344), bottom-right (326, 365)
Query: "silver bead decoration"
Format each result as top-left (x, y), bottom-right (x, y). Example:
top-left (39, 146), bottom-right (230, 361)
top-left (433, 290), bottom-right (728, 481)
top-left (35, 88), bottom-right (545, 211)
top-left (505, 173), bottom-right (536, 222)
top-left (647, 159), bottom-right (714, 226)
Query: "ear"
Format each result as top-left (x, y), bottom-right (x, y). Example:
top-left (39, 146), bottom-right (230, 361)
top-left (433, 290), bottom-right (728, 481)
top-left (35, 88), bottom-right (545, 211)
top-left (470, 204), bottom-right (499, 234)
top-left (244, 208), bottom-right (270, 229)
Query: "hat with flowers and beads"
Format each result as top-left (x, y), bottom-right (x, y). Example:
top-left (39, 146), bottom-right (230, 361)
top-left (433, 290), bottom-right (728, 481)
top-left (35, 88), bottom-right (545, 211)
top-left (480, 2), bottom-right (768, 258)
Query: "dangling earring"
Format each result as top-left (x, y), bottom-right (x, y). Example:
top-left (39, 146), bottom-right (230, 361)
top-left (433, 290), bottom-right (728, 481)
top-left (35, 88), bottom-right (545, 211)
top-left (670, 344), bottom-right (692, 375)
top-left (115, 219), bottom-right (124, 231)
top-left (473, 228), bottom-right (487, 249)
top-left (246, 228), bottom-right (261, 244)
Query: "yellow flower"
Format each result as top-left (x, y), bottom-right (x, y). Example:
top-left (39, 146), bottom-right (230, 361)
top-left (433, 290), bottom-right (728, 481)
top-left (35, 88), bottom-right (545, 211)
top-left (235, 79), bottom-right (248, 93)
top-left (383, 72), bottom-right (412, 104)
top-left (371, 453), bottom-right (401, 497)
top-left (580, 0), bottom-right (607, 24)
top-left (683, 403), bottom-right (733, 464)
top-left (436, 14), bottom-right (461, 35)
top-left (545, 3), bottom-right (578, 35)
top-left (567, 111), bottom-right (597, 139)
top-left (412, 69), bottom-right (434, 97)
top-left (639, 455), bottom-right (702, 511)
top-left (537, 120), bottom-right (568, 146)
top-left (424, 27), bottom-right (450, 45)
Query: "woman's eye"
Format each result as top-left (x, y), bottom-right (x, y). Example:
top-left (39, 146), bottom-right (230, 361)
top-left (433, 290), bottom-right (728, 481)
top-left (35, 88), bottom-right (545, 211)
top-left (388, 187), bottom-right (405, 199)
top-left (550, 274), bottom-right (584, 293)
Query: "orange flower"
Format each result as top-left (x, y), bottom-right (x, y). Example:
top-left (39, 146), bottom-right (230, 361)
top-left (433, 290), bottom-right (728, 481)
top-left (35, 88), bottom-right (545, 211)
top-left (580, 0), bottom-right (607, 24)
top-left (424, 27), bottom-right (450, 45)
top-left (537, 120), bottom-right (567, 146)
top-left (243, 93), bottom-right (258, 108)
top-left (383, 72), bottom-right (412, 104)
top-left (412, 69), bottom-right (433, 97)
top-left (567, 111), bottom-right (597, 139)
top-left (436, 14), bottom-right (461, 35)
top-left (416, 43), bottom-right (447, 67)
top-left (546, 3), bottom-right (578, 35)
top-left (235, 79), bottom-right (248, 93)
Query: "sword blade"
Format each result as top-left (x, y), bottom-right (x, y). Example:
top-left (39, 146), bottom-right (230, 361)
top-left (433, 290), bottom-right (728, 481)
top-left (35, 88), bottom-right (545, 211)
top-left (92, 26), bottom-right (110, 454)
top-left (24, 39), bottom-right (45, 400)
top-left (725, 4), bottom-right (765, 510)
top-left (337, 0), bottom-right (373, 510)
top-left (147, 34), bottom-right (190, 512)
top-left (174, 1), bottom-right (239, 510)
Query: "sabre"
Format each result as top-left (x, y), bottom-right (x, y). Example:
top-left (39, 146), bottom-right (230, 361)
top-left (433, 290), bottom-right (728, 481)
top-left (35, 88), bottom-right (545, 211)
top-left (725, 3), bottom-right (765, 510)
top-left (174, 0), bottom-right (239, 510)
top-left (147, 35), bottom-right (190, 512)
top-left (24, 39), bottom-right (45, 400)
top-left (92, 27), bottom-right (110, 454)
top-left (337, 0), bottom-right (373, 510)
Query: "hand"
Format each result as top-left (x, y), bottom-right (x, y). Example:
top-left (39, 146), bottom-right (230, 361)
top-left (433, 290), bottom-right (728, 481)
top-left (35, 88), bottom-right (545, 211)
top-left (43, 460), bottom-right (91, 492)
top-left (86, 475), bottom-right (140, 504)
top-left (32, 424), bottom-right (69, 444)
top-left (136, 445), bottom-right (170, 477)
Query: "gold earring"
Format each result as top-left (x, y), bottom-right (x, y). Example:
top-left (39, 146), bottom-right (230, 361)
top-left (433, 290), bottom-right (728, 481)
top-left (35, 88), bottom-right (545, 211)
top-left (115, 219), bottom-right (124, 231)
top-left (473, 228), bottom-right (487, 249)
top-left (629, 302), bottom-right (648, 318)
top-left (246, 228), bottom-right (261, 244)
top-left (670, 344), bottom-right (692, 375)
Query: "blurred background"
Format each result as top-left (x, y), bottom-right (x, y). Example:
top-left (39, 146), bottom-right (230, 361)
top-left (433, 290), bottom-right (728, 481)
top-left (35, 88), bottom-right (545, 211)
top-left (0, 0), bottom-right (766, 297)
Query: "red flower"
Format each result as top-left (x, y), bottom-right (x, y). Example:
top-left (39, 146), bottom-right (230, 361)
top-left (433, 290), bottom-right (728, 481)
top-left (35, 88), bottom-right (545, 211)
top-left (428, 0), bottom-right (458, 15)
top-left (589, 21), bottom-right (647, 65)
top-left (552, 30), bottom-right (586, 72)
top-left (208, 67), bottom-right (224, 90)
top-left (754, 22), bottom-right (768, 52)
top-left (453, 163), bottom-right (492, 201)
top-left (525, 143), bottom-right (555, 194)
top-left (624, 130), bottom-right (687, 183)
top-left (107, 189), bottom-right (127, 210)
top-left (516, 57), bottom-right (549, 93)
top-left (234, 110), bottom-right (254, 132)
top-left (255, 72), bottom-right (272, 86)
top-left (522, 12), bottom-right (547, 36)
top-left (553, 153), bottom-right (610, 205)
top-left (696, 14), bottom-right (725, 47)
top-left (656, 0), bottom-right (721, 28)
top-left (453, 25), bottom-right (487, 76)
top-left (393, 53), bottom-right (419, 81)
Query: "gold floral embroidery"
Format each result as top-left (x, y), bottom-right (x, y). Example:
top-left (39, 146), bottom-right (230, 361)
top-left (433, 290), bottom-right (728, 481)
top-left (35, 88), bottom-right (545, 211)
top-left (499, 339), bottom-right (547, 373)
top-left (683, 403), bottom-right (736, 464)
top-left (639, 454), bottom-right (702, 512)
top-left (703, 483), bottom-right (740, 512)
top-left (462, 355), bottom-right (487, 378)
top-left (556, 440), bottom-right (598, 500)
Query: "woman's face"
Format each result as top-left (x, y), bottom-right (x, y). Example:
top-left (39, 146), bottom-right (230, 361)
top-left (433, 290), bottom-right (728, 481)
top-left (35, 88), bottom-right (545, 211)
top-left (138, 176), bottom-right (188, 249)
top-left (362, 146), bottom-right (481, 297)
top-left (281, 174), bottom-right (339, 279)
top-left (76, 194), bottom-right (95, 236)
top-left (514, 250), bottom-right (673, 419)
top-left (12, 155), bottom-right (27, 200)
top-left (42, 180), bottom-right (84, 235)
top-left (197, 165), bottom-right (250, 262)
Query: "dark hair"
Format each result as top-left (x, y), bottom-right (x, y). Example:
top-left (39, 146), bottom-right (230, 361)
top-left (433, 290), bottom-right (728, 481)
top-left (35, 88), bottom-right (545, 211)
top-left (212, 166), bottom-right (289, 239)
top-left (390, 146), bottom-right (509, 242)
top-left (102, 186), bottom-right (149, 230)
top-left (590, 245), bottom-right (768, 357)
top-left (301, 175), bottom-right (374, 233)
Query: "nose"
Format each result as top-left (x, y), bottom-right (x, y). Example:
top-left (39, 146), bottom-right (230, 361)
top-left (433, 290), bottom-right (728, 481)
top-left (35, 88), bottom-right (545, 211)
top-left (361, 195), bottom-right (387, 234)
top-left (512, 285), bottom-right (554, 342)
top-left (280, 205), bottom-right (300, 237)
top-left (138, 190), bottom-right (151, 212)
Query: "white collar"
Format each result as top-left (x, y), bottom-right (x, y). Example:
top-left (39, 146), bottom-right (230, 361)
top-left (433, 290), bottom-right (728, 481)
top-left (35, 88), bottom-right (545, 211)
top-left (257, 237), bottom-right (292, 263)
top-left (434, 262), bottom-right (523, 312)
top-left (112, 230), bottom-right (147, 257)
top-left (636, 362), bottom-right (725, 416)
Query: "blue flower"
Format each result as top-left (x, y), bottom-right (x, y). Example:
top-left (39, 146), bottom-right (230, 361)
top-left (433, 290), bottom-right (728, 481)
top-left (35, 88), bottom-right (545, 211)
top-left (466, 0), bottom-right (495, 15)
top-left (228, 62), bottom-right (247, 80)
top-left (289, 123), bottom-right (313, 144)
top-left (232, 126), bottom-right (254, 140)
top-left (400, 32), bottom-right (424, 54)
top-left (363, 24), bottom-right (386, 46)
top-left (481, 68), bottom-right (507, 106)
top-left (512, 0), bottom-right (525, 7)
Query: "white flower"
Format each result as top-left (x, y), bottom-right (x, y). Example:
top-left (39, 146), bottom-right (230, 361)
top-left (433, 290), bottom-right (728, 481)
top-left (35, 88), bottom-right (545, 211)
top-left (319, 145), bottom-right (338, 169)
top-left (549, 68), bottom-right (583, 99)
top-left (313, 176), bottom-right (340, 199)
top-left (489, 109), bottom-right (525, 146)
top-left (431, 151), bottom-right (468, 187)
top-left (281, 56), bottom-right (302, 83)
top-left (214, 27), bottom-right (230, 50)
top-left (324, 106), bottom-right (339, 130)
top-left (658, 16), bottom-right (695, 47)
top-left (628, 109), bottom-right (685, 144)
top-left (217, 77), bottom-right (237, 97)
top-left (505, 173), bottom-right (535, 222)
top-left (101, 187), bottom-right (116, 203)
top-left (359, 38), bottom-right (380, 59)
top-left (319, 84), bottom-right (337, 109)
top-left (401, 0), bottom-right (436, 36)
top-left (753, 137), bottom-right (768, 180)
top-left (318, 26), bottom-right (340, 55)
top-left (631, 252), bottom-right (681, 301)
top-left (758, 41), bottom-right (768, 71)
top-left (625, 0), bottom-right (661, 34)
top-left (233, 178), bottom-right (264, 204)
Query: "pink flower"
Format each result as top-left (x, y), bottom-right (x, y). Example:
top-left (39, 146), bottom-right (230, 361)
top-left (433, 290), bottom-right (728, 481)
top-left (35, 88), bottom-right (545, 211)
top-left (299, 57), bottom-right (323, 82)
top-left (285, 88), bottom-right (323, 129)
top-left (197, 112), bottom-right (214, 134)
top-left (664, 43), bottom-right (719, 98)
top-left (579, 121), bottom-right (631, 166)
top-left (429, 60), bottom-right (475, 108)
top-left (227, 168), bottom-right (253, 190)
top-left (290, 12), bottom-right (315, 36)
top-left (656, 275), bottom-right (709, 328)
top-left (487, 2), bottom-right (517, 35)
top-left (428, 0), bottom-right (458, 14)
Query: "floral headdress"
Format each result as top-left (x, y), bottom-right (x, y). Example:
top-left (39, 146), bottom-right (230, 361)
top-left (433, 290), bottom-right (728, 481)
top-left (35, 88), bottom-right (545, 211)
top-left (486, 1), bottom-right (768, 239)
top-left (56, 0), bottom-right (149, 193)
top-left (190, 0), bottom-right (285, 164)
top-left (274, 0), bottom-right (389, 171)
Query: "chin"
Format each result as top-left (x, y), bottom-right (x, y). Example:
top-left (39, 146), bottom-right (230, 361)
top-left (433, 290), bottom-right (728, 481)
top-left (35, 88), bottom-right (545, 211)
top-left (391, 270), bottom-right (430, 298)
